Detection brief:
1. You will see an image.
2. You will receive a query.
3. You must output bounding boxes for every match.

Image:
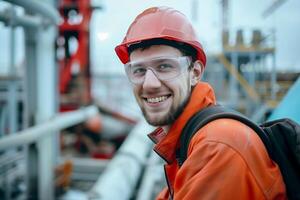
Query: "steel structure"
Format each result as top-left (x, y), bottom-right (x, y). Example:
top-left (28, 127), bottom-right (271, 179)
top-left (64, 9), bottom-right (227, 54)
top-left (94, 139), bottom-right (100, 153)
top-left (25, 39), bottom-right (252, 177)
top-left (0, 0), bottom-right (61, 199)
top-left (57, 0), bottom-right (98, 111)
top-left (263, 0), bottom-right (288, 18)
top-left (0, 106), bottom-right (98, 150)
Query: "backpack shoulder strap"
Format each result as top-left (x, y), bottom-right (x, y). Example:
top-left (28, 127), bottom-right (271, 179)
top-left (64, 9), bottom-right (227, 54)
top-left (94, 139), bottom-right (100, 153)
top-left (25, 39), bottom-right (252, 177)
top-left (177, 105), bottom-right (273, 166)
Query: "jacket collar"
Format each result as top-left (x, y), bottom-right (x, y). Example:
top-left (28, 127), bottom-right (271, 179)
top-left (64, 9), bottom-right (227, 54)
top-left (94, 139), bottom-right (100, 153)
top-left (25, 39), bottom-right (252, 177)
top-left (148, 82), bottom-right (216, 164)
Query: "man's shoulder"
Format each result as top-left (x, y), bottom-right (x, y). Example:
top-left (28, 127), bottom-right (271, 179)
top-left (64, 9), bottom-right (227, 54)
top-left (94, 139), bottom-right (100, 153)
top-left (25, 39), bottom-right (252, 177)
top-left (189, 118), bottom-right (265, 154)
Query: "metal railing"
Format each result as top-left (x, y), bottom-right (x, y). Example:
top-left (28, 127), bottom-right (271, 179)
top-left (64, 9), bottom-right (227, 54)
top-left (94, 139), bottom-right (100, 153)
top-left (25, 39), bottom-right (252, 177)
top-left (0, 106), bottom-right (99, 200)
top-left (3, 0), bottom-right (61, 25)
top-left (88, 119), bottom-right (154, 200)
top-left (0, 106), bottom-right (98, 150)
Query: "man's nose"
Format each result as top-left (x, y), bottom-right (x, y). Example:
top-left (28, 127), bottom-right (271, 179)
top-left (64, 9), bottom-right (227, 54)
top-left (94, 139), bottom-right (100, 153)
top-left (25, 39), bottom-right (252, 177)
top-left (142, 69), bottom-right (161, 89)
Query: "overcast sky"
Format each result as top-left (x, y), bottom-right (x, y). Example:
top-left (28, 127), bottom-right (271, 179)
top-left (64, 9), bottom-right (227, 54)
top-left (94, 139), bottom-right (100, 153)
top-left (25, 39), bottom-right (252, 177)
top-left (90, 0), bottom-right (300, 74)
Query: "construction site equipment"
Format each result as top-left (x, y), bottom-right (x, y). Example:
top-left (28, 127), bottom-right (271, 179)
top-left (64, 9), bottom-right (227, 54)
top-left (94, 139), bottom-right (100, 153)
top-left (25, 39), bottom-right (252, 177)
top-left (136, 151), bottom-right (165, 200)
top-left (216, 53), bottom-right (260, 103)
top-left (57, 0), bottom-right (102, 111)
top-left (205, 26), bottom-right (278, 117)
top-left (88, 119), bottom-right (153, 200)
top-left (0, 1), bottom-right (60, 199)
top-left (0, 106), bottom-right (99, 200)
top-left (0, 106), bottom-right (98, 150)
top-left (3, 0), bottom-right (61, 25)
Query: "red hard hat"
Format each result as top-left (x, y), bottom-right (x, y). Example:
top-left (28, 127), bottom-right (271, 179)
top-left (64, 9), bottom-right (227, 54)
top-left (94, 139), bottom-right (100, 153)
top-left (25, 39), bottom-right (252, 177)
top-left (115, 6), bottom-right (207, 67)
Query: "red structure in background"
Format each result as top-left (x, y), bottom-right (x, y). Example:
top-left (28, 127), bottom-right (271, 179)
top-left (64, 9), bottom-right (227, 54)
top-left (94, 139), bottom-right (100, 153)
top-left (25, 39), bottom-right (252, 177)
top-left (57, 0), bottom-right (93, 112)
top-left (56, 1), bottom-right (136, 161)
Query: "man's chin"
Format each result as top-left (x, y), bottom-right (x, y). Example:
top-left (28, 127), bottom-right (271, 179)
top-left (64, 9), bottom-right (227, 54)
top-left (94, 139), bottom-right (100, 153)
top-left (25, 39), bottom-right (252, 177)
top-left (145, 118), bottom-right (168, 127)
top-left (144, 118), bottom-right (160, 126)
top-left (143, 112), bottom-right (173, 126)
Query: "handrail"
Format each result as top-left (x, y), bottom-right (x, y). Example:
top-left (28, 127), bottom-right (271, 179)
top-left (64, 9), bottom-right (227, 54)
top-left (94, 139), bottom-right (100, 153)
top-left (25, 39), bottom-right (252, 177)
top-left (0, 10), bottom-right (43, 28)
top-left (88, 119), bottom-right (154, 200)
top-left (4, 0), bottom-right (61, 25)
top-left (0, 106), bottom-right (98, 150)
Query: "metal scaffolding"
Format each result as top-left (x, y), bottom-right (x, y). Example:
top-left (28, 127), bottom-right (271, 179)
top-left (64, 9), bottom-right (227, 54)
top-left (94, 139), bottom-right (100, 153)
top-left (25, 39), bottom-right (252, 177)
top-left (0, 0), bottom-right (61, 199)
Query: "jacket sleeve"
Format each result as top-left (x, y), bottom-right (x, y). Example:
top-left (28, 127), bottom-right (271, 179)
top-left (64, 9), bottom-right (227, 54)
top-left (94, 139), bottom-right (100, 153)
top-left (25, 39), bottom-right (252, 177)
top-left (173, 120), bottom-right (286, 200)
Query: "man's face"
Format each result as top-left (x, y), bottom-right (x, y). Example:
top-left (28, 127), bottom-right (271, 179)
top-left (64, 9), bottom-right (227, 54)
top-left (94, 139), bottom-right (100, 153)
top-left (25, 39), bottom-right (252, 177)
top-left (129, 45), bottom-right (194, 126)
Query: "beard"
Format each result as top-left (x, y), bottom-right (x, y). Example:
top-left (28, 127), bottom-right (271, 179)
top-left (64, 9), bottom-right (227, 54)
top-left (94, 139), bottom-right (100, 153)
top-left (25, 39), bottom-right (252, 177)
top-left (140, 94), bottom-right (190, 126)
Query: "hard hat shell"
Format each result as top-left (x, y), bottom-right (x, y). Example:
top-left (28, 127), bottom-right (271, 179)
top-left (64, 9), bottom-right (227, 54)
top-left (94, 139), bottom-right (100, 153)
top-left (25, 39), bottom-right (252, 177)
top-left (115, 6), bottom-right (207, 67)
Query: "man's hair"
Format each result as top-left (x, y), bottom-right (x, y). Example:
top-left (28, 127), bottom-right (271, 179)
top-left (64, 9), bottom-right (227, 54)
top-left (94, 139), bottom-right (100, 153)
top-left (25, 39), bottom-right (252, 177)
top-left (127, 38), bottom-right (198, 64)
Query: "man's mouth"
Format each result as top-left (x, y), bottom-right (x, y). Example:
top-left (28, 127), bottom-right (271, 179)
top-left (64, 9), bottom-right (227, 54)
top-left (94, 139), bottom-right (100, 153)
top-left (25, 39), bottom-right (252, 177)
top-left (144, 95), bottom-right (171, 103)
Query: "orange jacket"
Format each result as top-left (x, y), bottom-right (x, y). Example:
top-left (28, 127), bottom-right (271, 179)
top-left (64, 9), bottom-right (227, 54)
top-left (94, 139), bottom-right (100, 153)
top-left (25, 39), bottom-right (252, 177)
top-left (148, 82), bottom-right (286, 200)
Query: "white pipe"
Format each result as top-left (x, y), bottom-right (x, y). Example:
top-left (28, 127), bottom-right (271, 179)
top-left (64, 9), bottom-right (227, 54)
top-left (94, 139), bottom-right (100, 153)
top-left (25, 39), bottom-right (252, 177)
top-left (0, 106), bottom-right (99, 150)
top-left (136, 152), bottom-right (165, 200)
top-left (0, 11), bottom-right (43, 28)
top-left (88, 119), bottom-right (154, 200)
top-left (100, 114), bottom-right (133, 139)
top-left (4, 0), bottom-right (61, 25)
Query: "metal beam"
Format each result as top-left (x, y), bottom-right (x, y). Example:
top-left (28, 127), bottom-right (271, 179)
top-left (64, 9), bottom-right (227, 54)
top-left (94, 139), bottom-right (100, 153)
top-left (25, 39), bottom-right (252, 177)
top-left (217, 54), bottom-right (260, 103)
top-left (0, 106), bottom-right (99, 150)
top-left (0, 11), bottom-right (43, 28)
top-left (3, 0), bottom-right (61, 25)
top-left (263, 0), bottom-right (287, 18)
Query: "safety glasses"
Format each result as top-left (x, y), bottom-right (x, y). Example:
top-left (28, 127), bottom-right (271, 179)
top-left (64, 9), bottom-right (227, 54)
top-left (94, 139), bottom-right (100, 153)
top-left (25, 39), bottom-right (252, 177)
top-left (124, 56), bottom-right (192, 84)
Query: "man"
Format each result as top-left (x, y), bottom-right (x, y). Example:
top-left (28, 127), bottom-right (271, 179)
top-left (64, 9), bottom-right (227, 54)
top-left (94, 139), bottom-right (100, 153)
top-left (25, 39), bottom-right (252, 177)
top-left (115, 6), bottom-right (286, 200)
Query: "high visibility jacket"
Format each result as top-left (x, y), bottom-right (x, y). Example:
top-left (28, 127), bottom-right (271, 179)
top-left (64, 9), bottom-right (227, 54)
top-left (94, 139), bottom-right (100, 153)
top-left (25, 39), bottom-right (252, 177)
top-left (148, 82), bottom-right (286, 200)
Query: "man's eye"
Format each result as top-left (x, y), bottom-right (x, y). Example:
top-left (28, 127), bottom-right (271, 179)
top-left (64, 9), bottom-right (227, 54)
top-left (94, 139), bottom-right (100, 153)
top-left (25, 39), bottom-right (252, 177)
top-left (132, 66), bottom-right (146, 74)
top-left (157, 64), bottom-right (173, 71)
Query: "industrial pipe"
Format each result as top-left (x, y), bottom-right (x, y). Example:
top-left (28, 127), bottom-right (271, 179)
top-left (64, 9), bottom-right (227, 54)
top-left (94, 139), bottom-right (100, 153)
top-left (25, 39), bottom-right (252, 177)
top-left (4, 0), bottom-right (61, 25)
top-left (0, 106), bottom-right (99, 150)
top-left (88, 119), bottom-right (154, 200)
top-left (0, 10), bottom-right (43, 28)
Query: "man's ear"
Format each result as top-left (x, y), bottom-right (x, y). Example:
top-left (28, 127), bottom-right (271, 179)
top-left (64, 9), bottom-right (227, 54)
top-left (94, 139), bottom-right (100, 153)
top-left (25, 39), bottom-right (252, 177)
top-left (190, 60), bottom-right (204, 86)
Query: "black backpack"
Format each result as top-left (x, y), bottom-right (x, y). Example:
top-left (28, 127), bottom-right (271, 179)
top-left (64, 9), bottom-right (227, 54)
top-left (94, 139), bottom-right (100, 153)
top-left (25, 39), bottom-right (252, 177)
top-left (176, 105), bottom-right (300, 200)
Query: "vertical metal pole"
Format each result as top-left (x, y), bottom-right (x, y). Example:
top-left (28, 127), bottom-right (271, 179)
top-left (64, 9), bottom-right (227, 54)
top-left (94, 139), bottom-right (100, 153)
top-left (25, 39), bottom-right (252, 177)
top-left (7, 81), bottom-right (17, 134)
top-left (262, 55), bottom-right (267, 96)
top-left (246, 53), bottom-right (257, 116)
top-left (8, 6), bottom-right (18, 135)
top-left (35, 28), bottom-right (55, 199)
top-left (0, 105), bottom-right (7, 137)
top-left (27, 144), bottom-right (39, 200)
top-left (37, 134), bottom-right (55, 200)
top-left (23, 27), bottom-right (38, 128)
top-left (23, 0), bottom-right (58, 198)
top-left (23, 22), bottom-right (37, 200)
top-left (4, 164), bottom-right (11, 200)
top-left (271, 54), bottom-right (277, 100)
top-left (249, 53), bottom-right (256, 88)
top-left (229, 53), bottom-right (238, 106)
top-left (35, 0), bottom-right (58, 197)
top-left (24, 23), bottom-right (39, 200)
top-left (19, 1), bottom-right (58, 199)
top-left (5, 6), bottom-right (18, 200)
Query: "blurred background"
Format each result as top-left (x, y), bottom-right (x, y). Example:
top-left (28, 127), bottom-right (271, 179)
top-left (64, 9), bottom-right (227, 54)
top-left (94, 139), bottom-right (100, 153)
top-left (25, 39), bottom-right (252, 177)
top-left (0, 0), bottom-right (299, 199)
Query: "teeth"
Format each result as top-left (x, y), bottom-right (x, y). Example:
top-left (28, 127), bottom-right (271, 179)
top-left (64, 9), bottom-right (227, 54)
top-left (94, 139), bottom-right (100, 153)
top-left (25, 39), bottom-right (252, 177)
top-left (147, 96), bottom-right (168, 103)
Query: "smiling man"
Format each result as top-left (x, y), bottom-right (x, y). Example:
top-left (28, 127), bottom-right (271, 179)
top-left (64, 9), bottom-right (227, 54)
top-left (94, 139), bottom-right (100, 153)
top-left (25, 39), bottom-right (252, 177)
top-left (128, 44), bottom-right (198, 128)
top-left (115, 6), bottom-right (286, 200)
